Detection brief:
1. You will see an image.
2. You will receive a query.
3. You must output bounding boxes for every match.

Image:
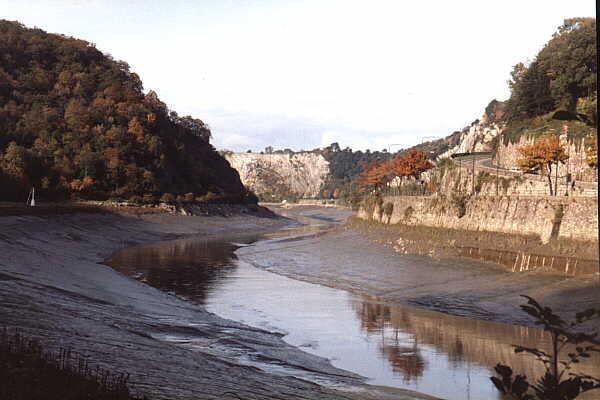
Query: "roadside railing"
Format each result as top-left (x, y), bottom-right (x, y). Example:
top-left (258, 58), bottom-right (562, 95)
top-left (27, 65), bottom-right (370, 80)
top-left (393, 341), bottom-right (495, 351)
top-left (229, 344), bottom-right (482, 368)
top-left (379, 187), bottom-right (434, 197)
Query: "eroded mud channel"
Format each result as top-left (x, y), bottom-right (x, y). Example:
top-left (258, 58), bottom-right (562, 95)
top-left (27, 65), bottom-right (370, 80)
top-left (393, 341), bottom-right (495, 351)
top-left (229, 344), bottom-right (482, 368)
top-left (106, 207), bottom-right (600, 400)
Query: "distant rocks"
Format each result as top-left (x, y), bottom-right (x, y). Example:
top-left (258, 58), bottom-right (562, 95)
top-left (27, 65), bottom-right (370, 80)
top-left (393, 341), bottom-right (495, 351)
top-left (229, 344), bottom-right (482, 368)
top-left (225, 152), bottom-right (329, 200)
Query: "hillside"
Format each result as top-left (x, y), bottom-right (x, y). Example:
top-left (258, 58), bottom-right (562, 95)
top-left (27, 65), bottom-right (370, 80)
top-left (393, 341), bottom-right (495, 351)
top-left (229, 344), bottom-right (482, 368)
top-left (0, 20), bottom-right (251, 203)
top-left (419, 18), bottom-right (597, 182)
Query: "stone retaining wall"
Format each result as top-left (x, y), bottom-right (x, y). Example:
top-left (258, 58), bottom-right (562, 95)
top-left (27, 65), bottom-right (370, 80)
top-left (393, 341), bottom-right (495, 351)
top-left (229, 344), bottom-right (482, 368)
top-left (359, 195), bottom-right (598, 244)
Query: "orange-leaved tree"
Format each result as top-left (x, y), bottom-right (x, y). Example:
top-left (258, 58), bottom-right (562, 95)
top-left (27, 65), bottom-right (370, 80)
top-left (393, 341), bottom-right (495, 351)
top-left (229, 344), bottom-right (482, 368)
top-left (390, 149), bottom-right (434, 186)
top-left (356, 160), bottom-right (391, 192)
top-left (517, 136), bottom-right (568, 196)
top-left (585, 135), bottom-right (597, 169)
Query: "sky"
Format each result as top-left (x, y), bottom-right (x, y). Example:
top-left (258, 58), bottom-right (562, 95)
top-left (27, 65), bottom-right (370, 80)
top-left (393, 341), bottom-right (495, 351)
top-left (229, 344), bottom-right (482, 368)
top-left (1, 0), bottom-right (596, 152)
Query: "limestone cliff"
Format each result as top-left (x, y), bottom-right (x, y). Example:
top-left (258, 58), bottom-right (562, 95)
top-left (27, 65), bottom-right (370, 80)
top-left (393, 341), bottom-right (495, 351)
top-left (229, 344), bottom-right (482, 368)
top-left (495, 120), bottom-right (597, 182)
top-left (225, 152), bottom-right (329, 200)
top-left (438, 100), bottom-right (506, 158)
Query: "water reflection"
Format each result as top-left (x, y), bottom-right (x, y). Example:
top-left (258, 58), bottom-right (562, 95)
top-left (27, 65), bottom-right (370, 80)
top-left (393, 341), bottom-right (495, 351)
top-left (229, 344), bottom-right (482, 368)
top-left (351, 296), bottom-right (599, 399)
top-left (355, 301), bottom-right (426, 383)
top-left (102, 208), bottom-right (600, 400)
top-left (104, 235), bottom-right (259, 304)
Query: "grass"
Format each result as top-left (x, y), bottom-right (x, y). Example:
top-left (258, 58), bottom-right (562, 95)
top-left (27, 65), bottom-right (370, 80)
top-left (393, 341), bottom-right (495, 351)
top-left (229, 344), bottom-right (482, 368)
top-left (453, 154), bottom-right (491, 161)
top-left (0, 329), bottom-right (143, 400)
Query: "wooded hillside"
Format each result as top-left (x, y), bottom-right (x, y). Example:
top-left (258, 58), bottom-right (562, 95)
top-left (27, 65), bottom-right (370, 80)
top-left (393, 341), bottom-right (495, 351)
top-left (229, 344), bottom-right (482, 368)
top-left (0, 20), bottom-right (252, 203)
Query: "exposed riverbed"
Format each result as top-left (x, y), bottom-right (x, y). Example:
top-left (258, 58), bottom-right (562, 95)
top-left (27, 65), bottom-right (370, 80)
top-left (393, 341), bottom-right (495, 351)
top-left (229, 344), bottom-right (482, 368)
top-left (105, 206), bottom-right (600, 400)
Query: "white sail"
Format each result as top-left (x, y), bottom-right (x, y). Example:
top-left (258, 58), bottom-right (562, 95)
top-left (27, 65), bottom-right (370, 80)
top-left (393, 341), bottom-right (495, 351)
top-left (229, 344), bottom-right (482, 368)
top-left (26, 187), bottom-right (35, 206)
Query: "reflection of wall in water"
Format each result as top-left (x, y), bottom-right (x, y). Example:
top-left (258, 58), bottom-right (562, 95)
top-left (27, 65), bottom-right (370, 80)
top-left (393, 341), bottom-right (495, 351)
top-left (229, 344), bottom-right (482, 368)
top-left (352, 297), bottom-right (599, 385)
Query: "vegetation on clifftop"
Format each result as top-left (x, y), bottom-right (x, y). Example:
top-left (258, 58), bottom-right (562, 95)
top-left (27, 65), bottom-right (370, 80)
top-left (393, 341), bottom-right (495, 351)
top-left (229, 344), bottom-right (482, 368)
top-left (501, 18), bottom-right (597, 146)
top-left (0, 20), bottom-right (251, 203)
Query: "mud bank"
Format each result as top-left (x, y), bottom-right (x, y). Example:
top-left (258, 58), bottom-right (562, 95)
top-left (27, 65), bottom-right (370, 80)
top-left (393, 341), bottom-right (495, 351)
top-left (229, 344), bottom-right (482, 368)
top-left (247, 206), bottom-right (600, 330)
top-left (0, 210), bottom-right (433, 400)
top-left (347, 217), bottom-right (598, 276)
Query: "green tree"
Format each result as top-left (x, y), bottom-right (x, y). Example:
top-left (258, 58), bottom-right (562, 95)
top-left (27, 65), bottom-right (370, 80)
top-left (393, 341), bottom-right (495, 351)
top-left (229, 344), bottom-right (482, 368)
top-left (507, 18), bottom-right (596, 120)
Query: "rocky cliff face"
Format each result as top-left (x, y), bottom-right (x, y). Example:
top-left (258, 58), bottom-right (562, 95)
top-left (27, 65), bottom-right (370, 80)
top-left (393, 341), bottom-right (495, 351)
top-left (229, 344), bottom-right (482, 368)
top-left (439, 100), bottom-right (506, 158)
top-left (496, 131), bottom-right (597, 182)
top-left (225, 152), bottom-right (329, 200)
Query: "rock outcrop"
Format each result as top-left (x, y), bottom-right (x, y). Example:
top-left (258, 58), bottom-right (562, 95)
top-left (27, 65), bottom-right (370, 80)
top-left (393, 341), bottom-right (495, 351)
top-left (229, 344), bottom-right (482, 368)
top-left (495, 129), bottom-right (597, 182)
top-left (225, 152), bottom-right (329, 200)
top-left (438, 100), bottom-right (506, 158)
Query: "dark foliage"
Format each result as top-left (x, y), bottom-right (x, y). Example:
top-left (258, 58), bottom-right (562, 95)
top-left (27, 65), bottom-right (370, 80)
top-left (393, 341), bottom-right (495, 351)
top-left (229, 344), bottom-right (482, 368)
top-left (0, 20), bottom-right (250, 203)
top-left (293, 143), bottom-right (393, 199)
top-left (506, 18), bottom-right (596, 122)
top-left (491, 296), bottom-right (600, 400)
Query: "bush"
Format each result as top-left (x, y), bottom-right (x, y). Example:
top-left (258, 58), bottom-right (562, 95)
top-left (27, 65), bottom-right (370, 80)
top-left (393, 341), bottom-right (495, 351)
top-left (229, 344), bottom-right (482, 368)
top-left (142, 193), bottom-right (157, 204)
top-left (160, 193), bottom-right (176, 204)
top-left (491, 296), bottom-right (600, 400)
top-left (128, 195), bottom-right (143, 204)
top-left (451, 193), bottom-right (468, 217)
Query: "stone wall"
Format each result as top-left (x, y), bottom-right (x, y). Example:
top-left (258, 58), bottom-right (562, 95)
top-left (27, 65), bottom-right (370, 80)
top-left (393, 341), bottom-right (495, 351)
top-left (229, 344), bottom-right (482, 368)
top-left (495, 134), bottom-right (597, 183)
top-left (359, 195), bottom-right (598, 244)
top-left (430, 160), bottom-right (596, 197)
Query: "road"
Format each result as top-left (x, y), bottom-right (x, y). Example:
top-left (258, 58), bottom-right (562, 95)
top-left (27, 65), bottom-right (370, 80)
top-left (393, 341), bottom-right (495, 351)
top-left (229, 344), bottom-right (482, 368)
top-left (455, 157), bottom-right (597, 195)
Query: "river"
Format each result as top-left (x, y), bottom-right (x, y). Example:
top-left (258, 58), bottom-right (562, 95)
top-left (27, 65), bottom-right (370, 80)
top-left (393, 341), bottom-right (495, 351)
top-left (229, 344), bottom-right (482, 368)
top-left (105, 206), bottom-right (599, 400)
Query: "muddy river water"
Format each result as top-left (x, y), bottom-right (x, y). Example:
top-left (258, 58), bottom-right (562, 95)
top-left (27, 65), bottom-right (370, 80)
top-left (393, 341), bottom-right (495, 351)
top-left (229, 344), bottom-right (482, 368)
top-left (105, 207), bottom-right (599, 400)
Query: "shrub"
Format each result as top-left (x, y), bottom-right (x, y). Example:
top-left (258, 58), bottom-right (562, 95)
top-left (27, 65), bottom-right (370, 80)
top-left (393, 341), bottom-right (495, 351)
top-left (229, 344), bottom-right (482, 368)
top-left (128, 195), bottom-right (143, 204)
top-left (160, 193), bottom-right (176, 204)
top-left (142, 193), bottom-right (157, 204)
top-left (383, 202), bottom-right (394, 217)
top-left (491, 296), bottom-right (600, 400)
top-left (451, 194), bottom-right (468, 217)
top-left (383, 202), bottom-right (394, 224)
top-left (475, 171), bottom-right (492, 193)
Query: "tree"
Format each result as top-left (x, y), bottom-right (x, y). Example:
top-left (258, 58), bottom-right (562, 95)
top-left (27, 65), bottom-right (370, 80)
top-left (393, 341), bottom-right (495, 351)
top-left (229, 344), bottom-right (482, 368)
top-left (517, 136), bottom-right (568, 195)
top-left (264, 146), bottom-right (273, 154)
top-left (389, 149), bottom-right (434, 185)
top-left (491, 296), bottom-right (600, 400)
top-left (584, 135), bottom-right (597, 169)
top-left (0, 20), bottom-right (250, 203)
top-left (356, 160), bottom-right (391, 192)
top-left (328, 142), bottom-right (341, 152)
top-left (507, 18), bottom-right (596, 120)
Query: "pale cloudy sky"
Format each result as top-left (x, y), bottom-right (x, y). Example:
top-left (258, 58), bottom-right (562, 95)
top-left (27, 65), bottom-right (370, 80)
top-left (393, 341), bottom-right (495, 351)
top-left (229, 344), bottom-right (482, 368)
top-left (2, 1), bottom-right (596, 151)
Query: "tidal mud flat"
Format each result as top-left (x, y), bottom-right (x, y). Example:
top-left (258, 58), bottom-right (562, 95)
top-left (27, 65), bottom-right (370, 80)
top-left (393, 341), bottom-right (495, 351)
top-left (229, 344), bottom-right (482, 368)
top-left (247, 206), bottom-right (600, 329)
top-left (99, 204), bottom-right (599, 400)
top-left (0, 206), bottom-right (436, 400)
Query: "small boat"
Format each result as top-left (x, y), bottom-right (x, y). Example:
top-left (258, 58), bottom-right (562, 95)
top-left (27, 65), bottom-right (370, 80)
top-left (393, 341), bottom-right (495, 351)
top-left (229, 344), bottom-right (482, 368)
top-left (26, 187), bottom-right (35, 207)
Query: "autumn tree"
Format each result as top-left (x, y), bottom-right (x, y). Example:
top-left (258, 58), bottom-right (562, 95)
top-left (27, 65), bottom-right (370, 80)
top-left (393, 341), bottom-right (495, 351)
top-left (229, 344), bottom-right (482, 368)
top-left (585, 135), bottom-right (597, 169)
top-left (0, 20), bottom-right (250, 203)
top-left (356, 160), bottom-right (391, 192)
top-left (390, 149), bottom-right (434, 184)
top-left (517, 136), bottom-right (568, 195)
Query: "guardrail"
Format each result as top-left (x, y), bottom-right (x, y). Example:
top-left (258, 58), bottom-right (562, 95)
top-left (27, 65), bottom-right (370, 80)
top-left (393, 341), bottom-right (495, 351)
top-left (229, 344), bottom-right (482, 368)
top-left (379, 187), bottom-right (434, 197)
top-left (383, 188), bottom-right (597, 198)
